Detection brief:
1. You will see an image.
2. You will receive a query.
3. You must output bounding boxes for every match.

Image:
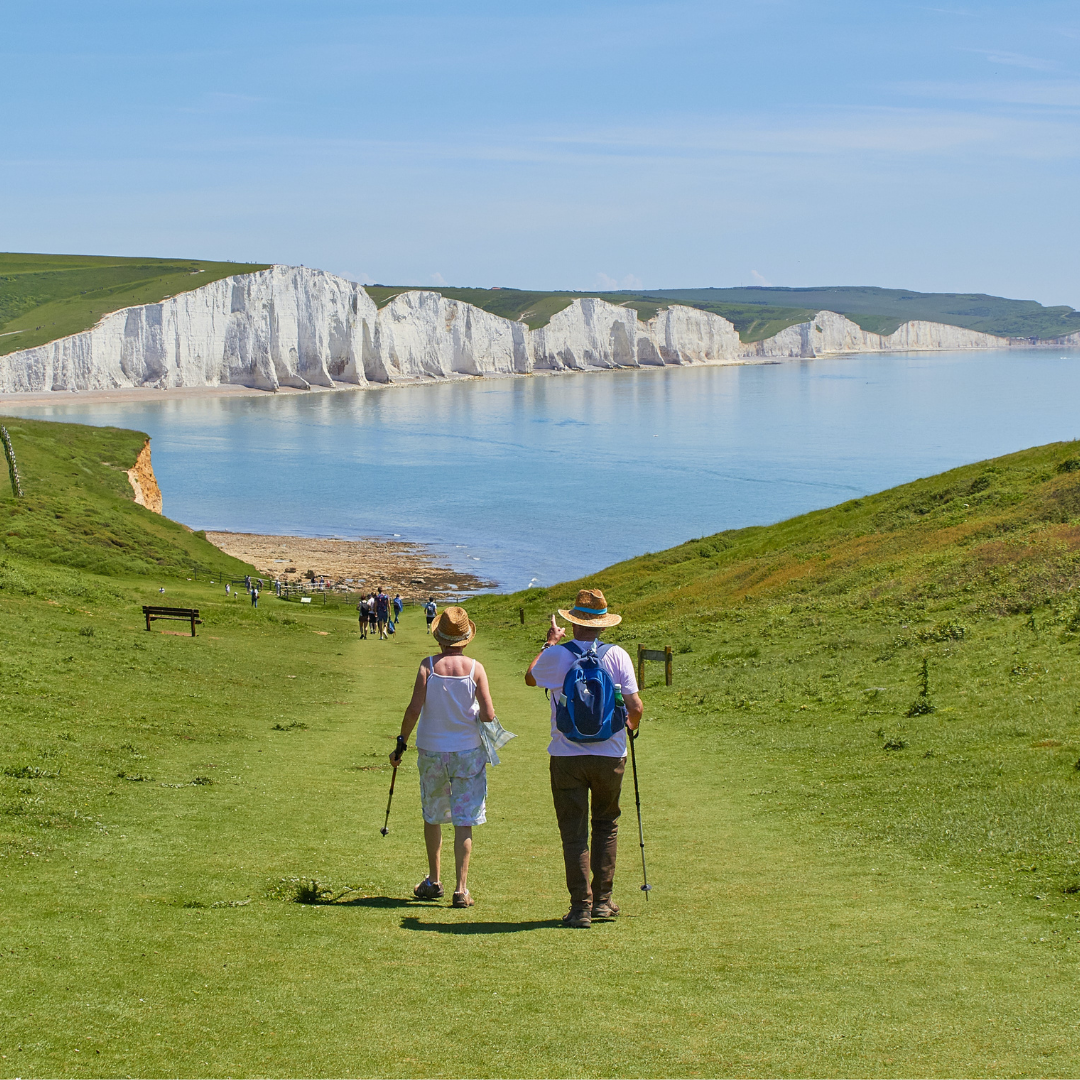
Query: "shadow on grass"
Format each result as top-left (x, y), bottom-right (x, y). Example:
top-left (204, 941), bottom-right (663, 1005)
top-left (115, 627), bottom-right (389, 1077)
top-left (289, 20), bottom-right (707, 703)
top-left (303, 895), bottom-right (435, 909)
top-left (400, 916), bottom-right (563, 934)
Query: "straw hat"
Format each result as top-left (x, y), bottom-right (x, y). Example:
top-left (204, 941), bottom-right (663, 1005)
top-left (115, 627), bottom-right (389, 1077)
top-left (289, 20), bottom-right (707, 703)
top-left (557, 588), bottom-right (622, 628)
top-left (433, 605), bottom-right (476, 648)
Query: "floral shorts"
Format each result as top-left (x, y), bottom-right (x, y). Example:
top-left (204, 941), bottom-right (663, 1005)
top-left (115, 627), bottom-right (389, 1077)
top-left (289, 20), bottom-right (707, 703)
top-left (417, 747), bottom-right (488, 826)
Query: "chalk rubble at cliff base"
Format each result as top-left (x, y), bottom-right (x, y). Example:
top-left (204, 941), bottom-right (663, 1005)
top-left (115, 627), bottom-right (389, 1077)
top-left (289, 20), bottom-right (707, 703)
top-left (2, 265), bottom-right (1078, 395)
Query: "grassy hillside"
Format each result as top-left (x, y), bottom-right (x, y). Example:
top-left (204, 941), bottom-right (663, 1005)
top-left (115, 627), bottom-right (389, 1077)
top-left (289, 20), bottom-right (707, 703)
top-left (367, 282), bottom-right (1080, 342)
top-left (9, 252), bottom-right (1074, 352)
top-left (0, 415), bottom-right (255, 579)
top-left (650, 285), bottom-right (1080, 340)
top-left (3, 419), bottom-right (1080, 1075)
top-left (364, 283), bottom-right (807, 337)
top-left (0, 253), bottom-right (270, 358)
top-left (471, 440), bottom-right (1080, 894)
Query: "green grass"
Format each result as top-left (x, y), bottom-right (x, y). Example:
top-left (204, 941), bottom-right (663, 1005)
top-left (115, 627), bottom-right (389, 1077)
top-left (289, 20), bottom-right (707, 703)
top-left (649, 286), bottom-right (1080, 341)
top-left (3, 421), bottom-right (1080, 1075)
top-left (0, 415), bottom-right (254, 579)
top-left (364, 283), bottom-right (808, 337)
top-left (0, 253), bottom-right (271, 358)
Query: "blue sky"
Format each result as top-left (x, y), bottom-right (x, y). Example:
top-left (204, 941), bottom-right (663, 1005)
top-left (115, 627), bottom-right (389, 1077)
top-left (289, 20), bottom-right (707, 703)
top-left (2, 1), bottom-right (1078, 304)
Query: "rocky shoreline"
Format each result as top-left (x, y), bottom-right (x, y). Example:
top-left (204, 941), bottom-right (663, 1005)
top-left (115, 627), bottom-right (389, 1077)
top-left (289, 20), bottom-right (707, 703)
top-left (204, 531), bottom-right (492, 601)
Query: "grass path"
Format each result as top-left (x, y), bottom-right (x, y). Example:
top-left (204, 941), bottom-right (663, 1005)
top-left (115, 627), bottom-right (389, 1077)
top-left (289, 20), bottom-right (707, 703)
top-left (3, 592), bottom-right (1079, 1077)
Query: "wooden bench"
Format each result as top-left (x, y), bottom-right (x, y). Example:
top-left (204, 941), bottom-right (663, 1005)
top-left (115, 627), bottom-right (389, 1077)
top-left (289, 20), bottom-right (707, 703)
top-left (142, 606), bottom-right (202, 637)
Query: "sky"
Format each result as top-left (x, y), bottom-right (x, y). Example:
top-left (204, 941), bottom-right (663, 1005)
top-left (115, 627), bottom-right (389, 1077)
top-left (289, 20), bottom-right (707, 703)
top-left (2, 1), bottom-right (1078, 305)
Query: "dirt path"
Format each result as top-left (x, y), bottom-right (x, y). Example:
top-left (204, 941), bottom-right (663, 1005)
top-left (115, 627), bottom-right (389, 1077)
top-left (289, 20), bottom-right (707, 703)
top-left (204, 530), bottom-right (492, 599)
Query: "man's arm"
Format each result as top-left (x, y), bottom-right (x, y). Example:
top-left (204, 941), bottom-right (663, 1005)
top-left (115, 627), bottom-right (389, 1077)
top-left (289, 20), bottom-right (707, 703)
top-left (624, 691), bottom-right (643, 731)
top-left (389, 663), bottom-right (428, 765)
top-left (525, 614), bottom-right (566, 686)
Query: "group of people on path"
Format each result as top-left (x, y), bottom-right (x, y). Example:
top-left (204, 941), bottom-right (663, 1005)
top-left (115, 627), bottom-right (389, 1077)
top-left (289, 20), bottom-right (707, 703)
top-left (389, 588), bottom-right (643, 927)
top-left (357, 589), bottom-right (404, 640)
top-left (224, 577), bottom-right (262, 607)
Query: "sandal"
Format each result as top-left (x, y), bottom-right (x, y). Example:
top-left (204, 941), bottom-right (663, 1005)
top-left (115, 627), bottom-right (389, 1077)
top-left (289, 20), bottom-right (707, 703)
top-left (413, 877), bottom-right (444, 900)
top-left (451, 889), bottom-right (475, 908)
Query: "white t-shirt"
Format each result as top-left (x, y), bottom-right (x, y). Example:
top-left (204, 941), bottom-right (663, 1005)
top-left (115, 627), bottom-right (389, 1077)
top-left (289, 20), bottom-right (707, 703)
top-left (530, 639), bottom-right (638, 757)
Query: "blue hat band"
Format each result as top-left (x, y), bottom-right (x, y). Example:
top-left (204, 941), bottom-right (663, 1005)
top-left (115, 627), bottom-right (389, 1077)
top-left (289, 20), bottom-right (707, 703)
top-left (572, 605), bottom-right (608, 615)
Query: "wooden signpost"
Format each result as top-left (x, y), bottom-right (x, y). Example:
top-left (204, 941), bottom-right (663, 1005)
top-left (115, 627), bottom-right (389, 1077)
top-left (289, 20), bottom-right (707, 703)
top-left (637, 644), bottom-right (673, 688)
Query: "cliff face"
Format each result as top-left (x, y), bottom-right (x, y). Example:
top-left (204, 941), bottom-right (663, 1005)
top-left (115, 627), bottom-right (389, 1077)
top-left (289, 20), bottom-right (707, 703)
top-left (375, 290), bottom-right (530, 379)
top-left (0, 266), bottom-right (380, 393)
top-left (741, 309), bottom-right (1014, 358)
top-left (0, 265), bottom-right (1069, 395)
top-left (127, 440), bottom-right (162, 514)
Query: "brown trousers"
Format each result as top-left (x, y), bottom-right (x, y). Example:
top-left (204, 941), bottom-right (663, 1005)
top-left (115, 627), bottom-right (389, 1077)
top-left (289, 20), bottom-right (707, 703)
top-left (549, 754), bottom-right (625, 909)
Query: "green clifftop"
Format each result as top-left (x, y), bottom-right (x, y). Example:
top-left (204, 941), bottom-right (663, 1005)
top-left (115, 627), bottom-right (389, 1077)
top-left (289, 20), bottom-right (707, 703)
top-left (0, 252), bottom-right (270, 357)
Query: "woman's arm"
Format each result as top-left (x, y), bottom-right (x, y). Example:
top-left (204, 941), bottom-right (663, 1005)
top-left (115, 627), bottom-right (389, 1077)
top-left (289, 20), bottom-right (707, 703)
top-left (474, 662), bottom-right (496, 724)
top-left (390, 662), bottom-right (428, 765)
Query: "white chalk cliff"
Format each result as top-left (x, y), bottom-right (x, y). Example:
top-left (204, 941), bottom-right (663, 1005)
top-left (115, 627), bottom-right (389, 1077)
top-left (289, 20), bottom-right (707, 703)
top-left (0, 265), bottom-right (1074, 394)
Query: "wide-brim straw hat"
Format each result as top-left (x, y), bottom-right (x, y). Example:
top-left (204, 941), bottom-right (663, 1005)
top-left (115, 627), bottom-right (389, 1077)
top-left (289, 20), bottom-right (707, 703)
top-left (558, 588), bottom-right (622, 628)
top-left (433, 605), bottom-right (476, 648)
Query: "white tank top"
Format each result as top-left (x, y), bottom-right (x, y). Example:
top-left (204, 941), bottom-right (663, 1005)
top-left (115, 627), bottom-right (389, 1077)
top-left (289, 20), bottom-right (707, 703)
top-left (416, 657), bottom-right (482, 752)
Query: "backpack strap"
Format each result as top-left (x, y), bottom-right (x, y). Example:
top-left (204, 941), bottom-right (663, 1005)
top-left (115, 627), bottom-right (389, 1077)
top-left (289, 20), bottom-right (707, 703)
top-left (560, 640), bottom-right (585, 657)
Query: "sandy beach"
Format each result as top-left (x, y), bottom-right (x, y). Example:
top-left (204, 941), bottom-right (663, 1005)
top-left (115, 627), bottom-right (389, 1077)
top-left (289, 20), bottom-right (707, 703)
top-left (0, 384), bottom-right (320, 406)
top-left (204, 531), bottom-right (492, 600)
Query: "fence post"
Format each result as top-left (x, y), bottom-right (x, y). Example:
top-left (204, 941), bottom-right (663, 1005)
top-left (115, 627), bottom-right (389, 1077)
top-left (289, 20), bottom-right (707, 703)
top-left (519, 607), bottom-right (525, 625)
top-left (1, 427), bottom-right (23, 498)
top-left (637, 644), bottom-right (645, 690)
top-left (665, 645), bottom-right (673, 687)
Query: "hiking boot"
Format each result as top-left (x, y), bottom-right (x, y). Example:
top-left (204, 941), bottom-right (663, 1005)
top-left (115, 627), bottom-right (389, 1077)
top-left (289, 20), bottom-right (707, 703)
top-left (562, 907), bottom-right (592, 929)
top-left (452, 889), bottom-right (475, 908)
top-left (413, 877), bottom-right (443, 900)
top-left (592, 900), bottom-right (620, 921)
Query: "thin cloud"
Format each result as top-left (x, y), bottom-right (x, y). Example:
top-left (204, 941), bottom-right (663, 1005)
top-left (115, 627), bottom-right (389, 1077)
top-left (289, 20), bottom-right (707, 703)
top-left (965, 47), bottom-right (1058, 72)
top-left (897, 79), bottom-right (1080, 109)
top-left (751, 270), bottom-right (772, 286)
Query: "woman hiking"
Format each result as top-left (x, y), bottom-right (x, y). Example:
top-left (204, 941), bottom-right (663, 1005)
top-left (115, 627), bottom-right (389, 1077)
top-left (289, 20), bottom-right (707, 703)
top-left (389, 606), bottom-right (497, 908)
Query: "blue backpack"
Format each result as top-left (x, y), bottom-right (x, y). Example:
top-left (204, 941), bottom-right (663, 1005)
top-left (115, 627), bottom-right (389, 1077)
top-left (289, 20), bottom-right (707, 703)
top-left (555, 641), bottom-right (628, 742)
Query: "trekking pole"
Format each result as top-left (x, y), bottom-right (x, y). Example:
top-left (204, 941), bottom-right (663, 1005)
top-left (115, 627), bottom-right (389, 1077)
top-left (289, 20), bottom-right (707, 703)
top-left (628, 727), bottom-right (651, 899)
top-left (380, 763), bottom-right (399, 836)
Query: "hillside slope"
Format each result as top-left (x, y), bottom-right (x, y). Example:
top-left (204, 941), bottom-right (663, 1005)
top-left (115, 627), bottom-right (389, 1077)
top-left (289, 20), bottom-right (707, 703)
top-left (0, 415), bottom-right (255, 579)
top-left (651, 285), bottom-right (1080, 340)
top-left (472, 440), bottom-right (1080, 893)
top-left (0, 252), bottom-right (270, 358)
top-left (368, 282), bottom-right (1080, 341)
top-left (0, 419), bottom-right (1078, 1074)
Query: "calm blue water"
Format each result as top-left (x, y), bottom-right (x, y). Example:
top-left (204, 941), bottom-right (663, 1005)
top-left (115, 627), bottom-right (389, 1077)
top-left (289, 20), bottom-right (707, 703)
top-left (6, 349), bottom-right (1080, 590)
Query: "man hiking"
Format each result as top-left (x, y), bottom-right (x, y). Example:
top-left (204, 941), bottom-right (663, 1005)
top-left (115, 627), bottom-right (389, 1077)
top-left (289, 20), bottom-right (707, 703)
top-left (424, 597), bottom-right (437, 634)
top-left (525, 588), bottom-right (643, 928)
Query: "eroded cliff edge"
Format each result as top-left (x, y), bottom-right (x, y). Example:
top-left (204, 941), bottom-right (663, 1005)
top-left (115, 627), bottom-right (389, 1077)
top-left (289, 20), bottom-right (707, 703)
top-left (127, 440), bottom-right (162, 514)
top-left (1, 265), bottom-right (1075, 395)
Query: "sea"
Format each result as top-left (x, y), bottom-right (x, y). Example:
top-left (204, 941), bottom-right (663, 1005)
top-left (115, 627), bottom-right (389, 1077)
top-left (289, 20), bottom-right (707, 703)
top-left (5, 348), bottom-right (1079, 591)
